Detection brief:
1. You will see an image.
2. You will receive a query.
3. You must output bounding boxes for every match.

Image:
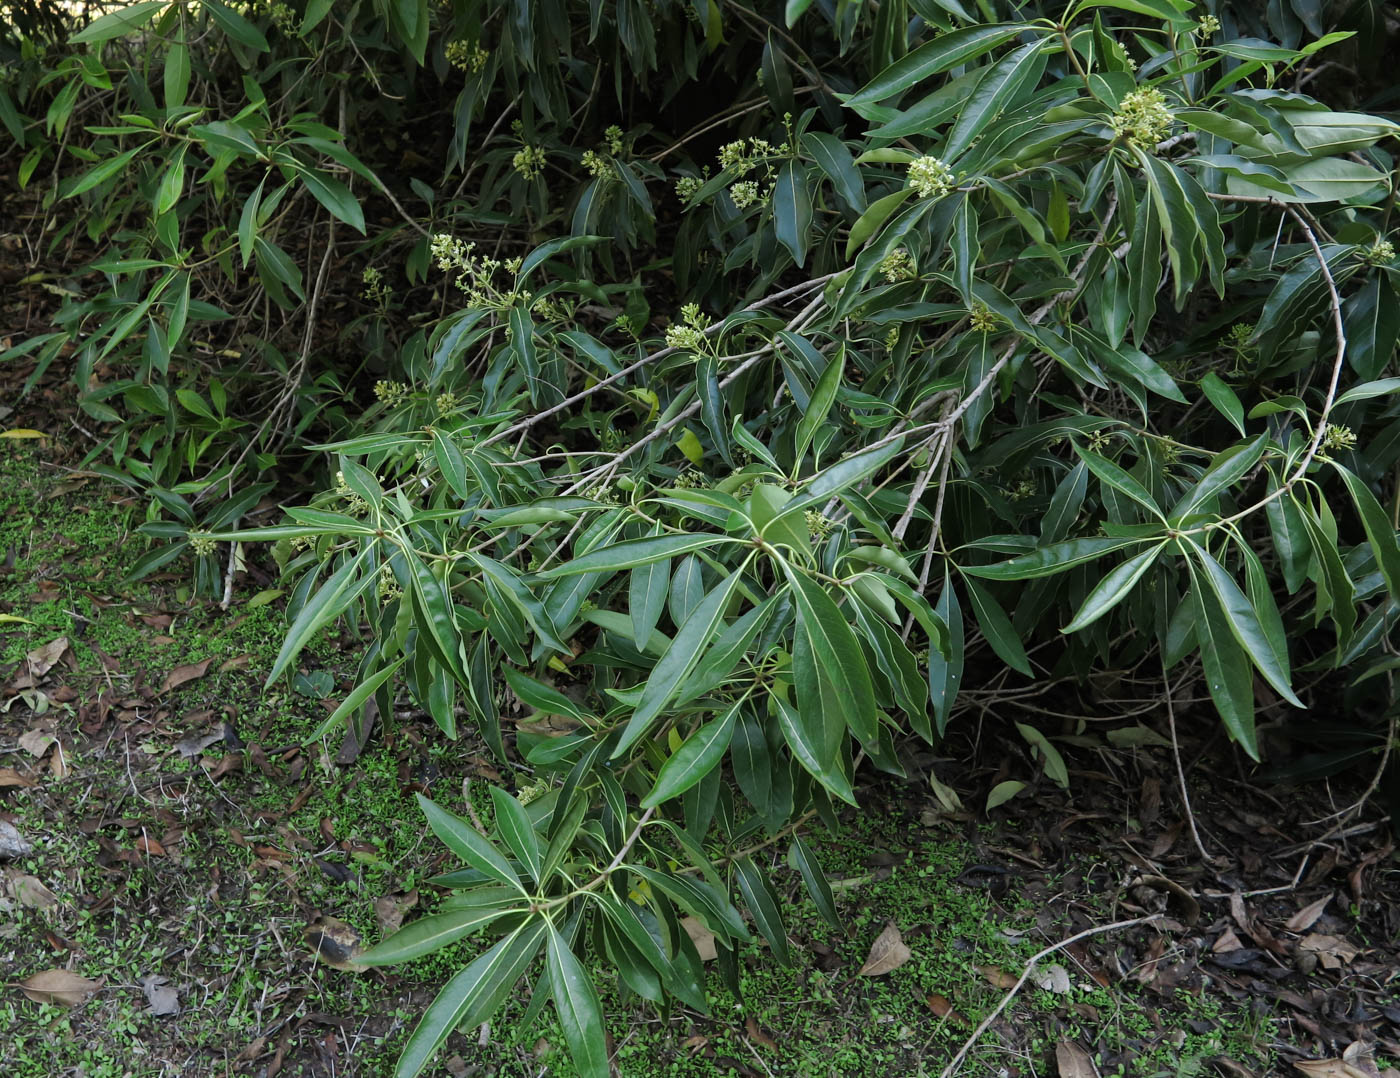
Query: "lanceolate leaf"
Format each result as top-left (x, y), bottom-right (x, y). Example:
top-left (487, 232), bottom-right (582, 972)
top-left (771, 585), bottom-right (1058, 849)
top-left (845, 24), bottom-right (1031, 106)
top-left (773, 160), bottom-right (813, 268)
top-left (962, 577), bottom-right (1032, 676)
top-left (545, 925), bottom-right (610, 1078)
top-left (784, 568), bottom-right (878, 754)
top-left (1187, 562), bottom-right (1258, 760)
top-left (1062, 544), bottom-right (1165, 633)
top-left (1331, 462), bottom-right (1400, 602)
top-left (643, 701), bottom-right (741, 807)
top-left (963, 536), bottom-right (1148, 580)
top-left (417, 794), bottom-right (525, 893)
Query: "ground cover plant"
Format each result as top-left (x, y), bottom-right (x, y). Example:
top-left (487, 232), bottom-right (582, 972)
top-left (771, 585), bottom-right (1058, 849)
top-left (3, 0), bottom-right (1400, 1075)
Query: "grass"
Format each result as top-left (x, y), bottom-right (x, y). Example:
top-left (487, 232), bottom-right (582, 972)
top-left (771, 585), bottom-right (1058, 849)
top-left (0, 440), bottom-right (1290, 1076)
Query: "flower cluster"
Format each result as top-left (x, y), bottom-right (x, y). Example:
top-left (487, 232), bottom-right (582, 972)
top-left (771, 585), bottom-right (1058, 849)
top-left (362, 265), bottom-right (391, 305)
top-left (879, 248), bottom-right (917, 283)
top-left (189, 533), bottom-right (217, 556)
top-left (729, 180), bottom-right (762, 210)
top-left (374, 379), bottom-right (409, 405)
top-left (908, 156), bottom-right (954, 199)
top-left (673, 470), bottom-right (706, 489)
top-left (675, 170), bottom-right (708, 201)
top-left (581, 150), bottom-right (614, 180)
top-left (1110, 87), bottom-right (1174, 148)
top-left (804, 510), bottom-right (834, 538)
top-left (1195, 14), bottom-right (1220, 36)
top-left (512, 144), bottom-right (547, 179)
top-left (664, 303), bottom-right (711, 353)
top-left (445, 38), bottom-right (489, 73)
top-left (334, 471), bottom-right (369, 516)
top-left (435, 392), bottom-right (458, 415)
top-left (260, 1), bottom-right (296, 33)
top-left (969, 303), bottom-right (999, 333)
top-left (377, 564), bottom-right (402, 600)
top-left (1322, 424), bottom-right (1358, 453)
top-left (603, 125), bottom-right (624, 155)
top-left (716, 137), bottom-right (779, 210)
top-left (430, 233), bottom-right (532, 310)
top-left (1361, 238), bottom-right (1396, 266)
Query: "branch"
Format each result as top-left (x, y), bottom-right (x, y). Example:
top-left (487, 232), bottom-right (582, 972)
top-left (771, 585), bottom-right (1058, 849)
top-left (939, 914), bottom-right (1164, 1078)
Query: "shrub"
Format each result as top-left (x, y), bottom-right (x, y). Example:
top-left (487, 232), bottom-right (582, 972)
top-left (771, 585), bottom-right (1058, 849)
top-left (6, 0), bottom-right (1400, 1075)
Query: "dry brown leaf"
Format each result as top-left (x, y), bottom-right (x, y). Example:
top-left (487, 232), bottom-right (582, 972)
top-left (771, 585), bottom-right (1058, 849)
top-left (1294, 1060), bottom-right (1373, 1078)
top-left (1299, 933), bottom-right (1361, 969)
top-left (745, 1016), bottom-right (779, 1050)
top-left (304, 916), bottom-right (366, 972)
top-left (139, 974), bottom-right (180, 1016)
top-left (136, 835), bottom-right (166, 857)
top-left (925, 993), bottom-right (967, 1026)
top-left (0, 767), bottom-right (36, 788)
top-left (977, 964), bottom-right (1018, 989)
top-left (1034, 964), bottom-right (1073, 994)
top-left (19, 968), bottom-right (102, 1006)
top-left (681, 916), bottom-right (717, 961)
top-left (1213, 927), bottom-right (1244, 953)
top-left (1286, 894), bottom-right (1332, 933)
top-left (857, 921), bottom-right (911, 977)
top-left (1056, 1039), bottom-right (1099, 1078)
top-left (12, 874), bottom-right (58, 908)
top-left (17, 727), bottom-right (55, 757)
top-left (24, 637), bottom-right (69, 679)
top-left (48, 743), bottom-right (70, 779)
top-left (162, 658), bottom-right (212, 693)
top-left (373, 891), bottom-right (419, 935)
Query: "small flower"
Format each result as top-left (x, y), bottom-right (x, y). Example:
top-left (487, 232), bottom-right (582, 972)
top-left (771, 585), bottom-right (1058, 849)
top-left (190, 533), bottom-right (217, 556)
top-left (884, 326), bottom-right (900, 350)
top-left (1007, 477), bottom-right (1037, 502)
top-left (969, 303), bottom-right (999, 333)
top-left (377, 565), bottom-right (402, 599)
top-left (729, 180), bottom-right (761, 210)
top-left (518, 779), bottom-right (550, 805)
top-left (718, 140), bottom-right (749, 172)
top-left (804, 510), bottom-right (834, 538)
top-left (879, 248), bottom-right (917, 283)
top-left (908, 156), bottom-right (954, 199)
top-left (1110, 87), bottom-right (1174, 148)
top-left (445, 38), bottom-right (489, 73)
top-left (1361, 238), bottom-right (1396, 266)
top-left (673, 470), bottom-right (705, 489)
top-left (665, 324), bottom-right (707, 352)
top-left (1322, 424), bottom-right (1357, 453)
top-left (435, 392), bottom-right (458, 415)
top-left (1088, 430), bottom-right (1113, 453)
top-left (374, 380), bottom-right (409, 404)
top-left (581, 149), bottom-right (614, 180)
top-left (1196, 14), bottom-right (1220, 36)
top-left (361, 265), bottom-right (391, 304)
top-left (512, 144), bottom-right (547, 180)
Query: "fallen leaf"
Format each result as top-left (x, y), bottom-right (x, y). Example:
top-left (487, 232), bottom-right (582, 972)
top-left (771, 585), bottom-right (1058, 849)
top-left (925, 993), bottom-right (967, 1025)
top-left (12, 874), bottom-right (58, 908)
top-left (373, 891), bottom-right (419, 935)
top-left (19, 968), bottom-right (102, 1006)
top-left (24, 637), bottom-right (69, 679)
top-left (139, 974), bottom-right (180, 1016)
top-left (0, 767), bottom-right (36, 788)
top-left (1298, 933), bottom-right (1360, 969)
top-left (175, 723), bottom-right (229, 757)
top-left (136, 835), bottom-right (166, 857)
top-left (681, 916), bottom-right (717, 962)
top-left (17, 728), bottom-right (56, 757)
top-left (1034, 963), bottom-right (1073, 994)
top-left (1286, 894), bottom-right (1332, 933)
top-left (858, 921), bottom-right (911, 977)
top-left (1213, 927), bottom-right (1244, 953)
top-left (977, 965), bottom-right (1018, 989)
top-left (1056, 1039), bottom-right (1099, 1078)
top-left (304, 916), bottom-right (366, 972)
top-left (1294, 1060), bottom-right (1374, 1078)
top-left (0, 820), bottom-right (32, 860)
top-left (162, 658), bottom-right (212, 693)
top-left (48, 742), bottom-right (70, 779)
top-left (745, 1016), bottom-right (778, 1050)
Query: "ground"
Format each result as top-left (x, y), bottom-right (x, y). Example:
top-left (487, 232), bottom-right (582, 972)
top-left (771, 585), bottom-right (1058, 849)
top-left (0, 435), bottom-right (1397, 1078)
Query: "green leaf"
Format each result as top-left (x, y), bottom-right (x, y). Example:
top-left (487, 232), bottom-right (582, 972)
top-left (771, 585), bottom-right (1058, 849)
top-left (1014, 722), bottom-right (1068, 788)
top-left (942, 40), bottom-right (1051, 161)
top-left (794, 345), bottom-right (842, 462)
top-left (538, 532), bottom-right (730, 578)
top-left (1199, 372), bottom-right (1246, 437)
top-left (615, 568), bottom-right (745, 757)
top-left (773, 693), bottom-right (855, 804)
top-left (986, 780), bottom-right (1026, 811)
top-left (773, 161), bottom-right (813, 268)
top-left (202, 0), bottom-right (270, 51)
top-left (789, 836), bottom-right (841, 929)
top-left (1062, 545), bottom-right (1164, 633)
top-left (417, 794), bottom-right (525, 893)
top-left (1335, 377), bottom-right (1400, 407)
top-left (164, 42), bottom-right (191, 109)
top-left (1187, 565), bottom-right (1258, 759)
top-left (845, 188), bottom-right (913, 258)
top-left (801, 132), bottom-right (865, 212)
top-left (297, 168), bottom-right (366, 233)
top-left (642, 701), bottom-right (741, 808)
top-left (1168, 434), bottom-right (1267, 523)
top-left (1073, 443), bottom-right (1164, 519)
top-left (928, 569), bottom-right (964, 735)
top-left (71, 1), bottom-right (166, 44)
top-left (1183, 539), bottom-right (1302, 707)
top-left (1331, 462), bottom-right (1400, 602)
top-left (1343, 274), bottom-right (1400, 381)
top-left (545, 925), bottom-right (610, 1078)
top-left (306, 658), bottom-right (406, 741)
top-left (963, 537), bottom-right (1148, 580)
top-left (360, 904), bottom-right (520, 966)
top-left (962, 577), bottom-right (1032, 677)
top-left (266, 549), bottom-right (376, 686)
top-left (394, 921), bottom-right (546, 1078)
top-left (846, 24), bottom-right (1031, 107)
top-left (734, 856), bottom-right (790, 965)
top-left (785, 568), bottom-right (878, 752)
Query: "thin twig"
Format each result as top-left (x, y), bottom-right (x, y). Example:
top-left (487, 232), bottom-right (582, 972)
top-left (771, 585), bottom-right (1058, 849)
top-left (939, 915), bottom-right (1163, 1078)
top-left (1164, 662), bottom-right (1215, 865)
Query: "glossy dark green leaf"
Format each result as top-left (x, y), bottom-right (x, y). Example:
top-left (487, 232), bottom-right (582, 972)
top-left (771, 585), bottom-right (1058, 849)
top-left (1168, 434), bottom-right (1267, 523)
top-left (789, 836), bottom-right (841, 930)
top-left (643, 701), bottom-right (740, 808)
top-left (801, 132), bottom-right (865, 212)
top-left (928, 569), bottom-right (964, 735)
top-left (846, 24), bottom-right (1031, 107)
top-left (417, 794), bottom-right (525, 893)
top-left (1187, 563), bottom-right (1258, 759)
top-left (360, 903), bottom-right (520, 966)
top-left (538, 532), bottom-right (730, 578)
top-left (545, 925), bottom-right (609, 1078)
top-left (785, 569), bottom-right (877, 753)
top-left (962, 577), bottom-right (1032, 677)
top-left (963, 537), bottom-right (1148, 580)
top-left (734, 856), bottom-right (790, 965)
top-left (1332, 462), bottom-right (1400, 601)
top-left (773, 161), bottom-right (813, 268)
